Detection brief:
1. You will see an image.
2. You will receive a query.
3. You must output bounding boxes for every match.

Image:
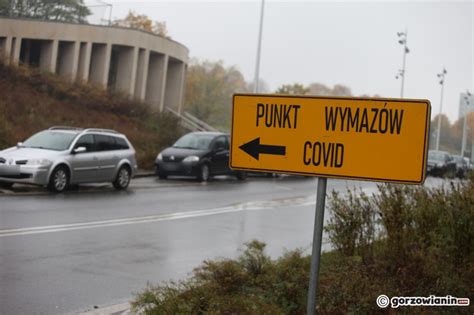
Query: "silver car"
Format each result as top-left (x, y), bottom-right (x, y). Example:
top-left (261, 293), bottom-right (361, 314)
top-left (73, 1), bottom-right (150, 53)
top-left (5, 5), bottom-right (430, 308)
top-left (0, 127), bottom-right (137, 192)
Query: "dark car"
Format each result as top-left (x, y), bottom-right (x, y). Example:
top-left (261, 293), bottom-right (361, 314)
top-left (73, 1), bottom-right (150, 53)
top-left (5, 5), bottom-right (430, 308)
top-left (452, 155), bottom-right (470, 178)
top-left (426, 150), bottom-right (456, 177)
top-left (155, 132), bottom-right (246, 181)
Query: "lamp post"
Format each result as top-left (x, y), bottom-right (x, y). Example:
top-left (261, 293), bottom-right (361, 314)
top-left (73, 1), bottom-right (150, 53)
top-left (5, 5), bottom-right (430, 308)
top-left (87, 1), bottom-right (113, 25)
top-left (461, 90), bottom-right (472, 157)
top-left (435, 67), bottom-right (447, 151)
top-left (253, 0), bottom-right (265, 93)
top-left (395, 30), bottom-right (409, 98)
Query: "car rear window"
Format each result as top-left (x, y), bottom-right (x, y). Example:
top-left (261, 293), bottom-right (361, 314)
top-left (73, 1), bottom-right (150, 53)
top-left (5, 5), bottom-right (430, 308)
top-left (115, 137), bottom-right (130, 150)
top-left (95, 135), bottom-right (129, 151)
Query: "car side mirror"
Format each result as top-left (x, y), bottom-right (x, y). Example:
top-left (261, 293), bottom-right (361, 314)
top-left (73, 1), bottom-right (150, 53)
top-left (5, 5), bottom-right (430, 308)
top-left (16, 142), bottom-right (23, 148)
top-left (73, 146), bottom-right (87, 154)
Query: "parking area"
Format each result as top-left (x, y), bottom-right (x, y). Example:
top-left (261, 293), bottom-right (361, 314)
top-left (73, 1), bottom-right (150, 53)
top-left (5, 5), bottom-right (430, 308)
top-left (0, 172), bottom-right (458, 197)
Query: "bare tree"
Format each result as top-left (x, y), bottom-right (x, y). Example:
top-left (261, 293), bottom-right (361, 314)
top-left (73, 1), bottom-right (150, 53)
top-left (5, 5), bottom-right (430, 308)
top-left (113, 10), bottom-right (170, 38)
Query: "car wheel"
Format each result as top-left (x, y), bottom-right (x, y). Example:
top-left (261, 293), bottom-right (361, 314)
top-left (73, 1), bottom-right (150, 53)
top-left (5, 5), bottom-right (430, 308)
top-left (113, 165), bottom-right (131, 190)
top-left (198, 164), bottom-right (210, 182)
top-left (236, 171), bottom-right (247, 180)
top-left (48, 166), bottom-right (69, 193)
top-left (443, 166), bottom-right (455, 179)
top-left (0, 181), bottom-right (13, 189)
top-left (155, 165), bottom-right (168, 179)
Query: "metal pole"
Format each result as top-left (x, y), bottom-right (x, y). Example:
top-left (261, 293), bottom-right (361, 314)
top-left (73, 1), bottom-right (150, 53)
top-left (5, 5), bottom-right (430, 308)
top-left (306, 177), bottom-right (328, 315)
top-left (461, 112), bottom-right (468, 157)
top-left (461, 93), bottom-right (471, 157)
top-left (471, 127), bottom-right (474, 162)
top-left (108, 3), bottom-right (112, 26)
top-left (435, 80), bottom-right (445, 151)
top-left (253, 0), bottom-right (265, 93)
top-left (400, 30), bottom-right (407, 98)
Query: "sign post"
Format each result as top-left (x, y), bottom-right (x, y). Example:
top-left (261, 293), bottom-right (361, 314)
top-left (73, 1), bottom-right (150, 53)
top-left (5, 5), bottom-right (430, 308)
top-left (306, 176), bottom-right (327, 315)
top-left (230, 94), bottom-right (431, 312)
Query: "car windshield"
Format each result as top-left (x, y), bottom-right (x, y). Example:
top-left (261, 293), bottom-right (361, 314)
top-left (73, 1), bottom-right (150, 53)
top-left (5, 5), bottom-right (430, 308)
top-left (173, 133), bottom-right (215, 150)
top-left (428, 151), bottom-right (445, 162)
top-left (22, 131), bottom-right (78, 151)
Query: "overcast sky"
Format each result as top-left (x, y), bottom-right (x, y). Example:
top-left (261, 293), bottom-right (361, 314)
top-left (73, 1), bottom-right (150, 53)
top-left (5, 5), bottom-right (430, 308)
top-left (87, 0), bottom-right (473, 122)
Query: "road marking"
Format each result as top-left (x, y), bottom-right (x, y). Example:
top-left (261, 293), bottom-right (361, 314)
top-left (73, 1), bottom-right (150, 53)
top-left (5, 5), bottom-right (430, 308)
top-left (0, 195), bottom-right (318, 238)
top-left (78, 302), bottom-right (131, 315)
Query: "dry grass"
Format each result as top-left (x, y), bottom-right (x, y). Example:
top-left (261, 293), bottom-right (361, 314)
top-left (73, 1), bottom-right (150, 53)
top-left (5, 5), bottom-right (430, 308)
top-left (0, 63), bottom-right (184, 169)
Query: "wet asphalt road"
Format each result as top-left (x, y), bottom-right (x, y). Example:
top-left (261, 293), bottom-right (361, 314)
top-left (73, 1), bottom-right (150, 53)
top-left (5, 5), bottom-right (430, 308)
top-left (0, 175), bottom-right (444, 314)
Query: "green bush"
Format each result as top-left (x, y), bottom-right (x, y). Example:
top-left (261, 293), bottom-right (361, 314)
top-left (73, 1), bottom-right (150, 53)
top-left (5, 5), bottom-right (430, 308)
top-left (131, 240), bottom-right (310, 314)
top-left (322, 179), bottom-right (473, 312)
top-left (132, 179), bottom-right (473, 314)
top-left (325, 188), bottom-right (375, 263)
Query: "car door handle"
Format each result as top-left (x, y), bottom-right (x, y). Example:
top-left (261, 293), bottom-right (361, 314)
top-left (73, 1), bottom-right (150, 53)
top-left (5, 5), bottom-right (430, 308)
top-left (93, 156), bottom-right (99, 161)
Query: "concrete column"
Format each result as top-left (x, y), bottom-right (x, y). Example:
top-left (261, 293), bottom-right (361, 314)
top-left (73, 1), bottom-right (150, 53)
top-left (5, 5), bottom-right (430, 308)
top-left (176, 63), bottom-right (186, 114)
top-left (134, 48), bottom-right (149, 101)
top-left (129, 47), bottom-right (138, 96)
top-left (39, 39), bottom-right (58, 73)
top-left (0, 37), bottom-right (12, 64)
top-left (145, 53), bottom-right (168, 111)
top-left (77, 42), bottom-right (91, 82)
top-left (11, 37), bottom-right (21, 66)
top-left (57, 41), bottom-right (79, 81)
top-left (115, 45), bottom-right (138, 96)
top-left (90, 43), bottom-right (111, 87)
top-left (164, 58), bottom-right (185, 113)
top-left (101, 43), bottom-right (111, 87)
top-left (71, 41), bottom-right (80, 80)
top-left (158, 55), bottom-right (169, 112)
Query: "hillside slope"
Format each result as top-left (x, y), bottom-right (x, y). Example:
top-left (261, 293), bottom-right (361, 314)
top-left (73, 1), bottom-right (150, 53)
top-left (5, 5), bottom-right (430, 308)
top-left (0, 64), bottom-right (183, 169)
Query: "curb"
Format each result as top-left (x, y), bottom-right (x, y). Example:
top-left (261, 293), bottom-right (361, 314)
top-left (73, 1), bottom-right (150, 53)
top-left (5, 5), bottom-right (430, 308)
top-left (134, 170), bottom-right (155, 178)
top-left (79, 302), bottom-right (131, 315)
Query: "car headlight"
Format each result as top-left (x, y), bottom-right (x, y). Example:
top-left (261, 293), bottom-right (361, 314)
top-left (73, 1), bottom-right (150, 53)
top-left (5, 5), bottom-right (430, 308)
top-left (183, 156), bottom-right (199, 163)
top-left (26, 159), bottom-right (52, 166)
top-left (156, 153), bottom-right (163, 161)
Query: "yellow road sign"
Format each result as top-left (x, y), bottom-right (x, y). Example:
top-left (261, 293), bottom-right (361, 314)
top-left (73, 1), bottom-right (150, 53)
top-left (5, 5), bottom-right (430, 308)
top-left (230, 94), bottom-right (431, 184)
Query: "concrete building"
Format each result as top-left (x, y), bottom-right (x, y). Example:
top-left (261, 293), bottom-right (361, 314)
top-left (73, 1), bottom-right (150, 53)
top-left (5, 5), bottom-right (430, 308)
top-left (0, 17), bottom-right (188, 113)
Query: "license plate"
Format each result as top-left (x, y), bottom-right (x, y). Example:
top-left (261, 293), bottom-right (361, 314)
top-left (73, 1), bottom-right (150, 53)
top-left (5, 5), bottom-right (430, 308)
top-left (0, 165), bottom-right (21, 176)
top-left (162, 163), bottom-right (180, 172)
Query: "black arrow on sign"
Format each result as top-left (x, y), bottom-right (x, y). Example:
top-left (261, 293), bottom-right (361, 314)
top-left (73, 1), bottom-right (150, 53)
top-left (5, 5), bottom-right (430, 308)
top-left (239, 137), bottom-right (286, 160)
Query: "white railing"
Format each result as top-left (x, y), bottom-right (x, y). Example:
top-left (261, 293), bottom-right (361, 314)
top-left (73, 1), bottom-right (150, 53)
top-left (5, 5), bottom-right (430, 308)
top-left (165, 108), bottom-right (220, 132)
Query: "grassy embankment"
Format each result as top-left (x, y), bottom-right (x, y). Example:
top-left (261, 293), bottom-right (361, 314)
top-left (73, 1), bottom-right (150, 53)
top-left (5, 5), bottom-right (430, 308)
top-left (0, 63), bottom-right (184, 169)
top-left (131, 177), bottom-right (473, 314)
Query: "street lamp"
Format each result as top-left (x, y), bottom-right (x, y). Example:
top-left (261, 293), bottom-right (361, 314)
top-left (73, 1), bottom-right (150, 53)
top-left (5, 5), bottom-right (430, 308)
top-left (461, 90), bottom-right (472, 157)
top-left (87, 0), bottom-right (113, 25)
top-left (253, 0), bottom-right (265, 93)
top-left (395, 30), bottom-right (409, 98)
top-left (435, 67), bottom-right (447, 151)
